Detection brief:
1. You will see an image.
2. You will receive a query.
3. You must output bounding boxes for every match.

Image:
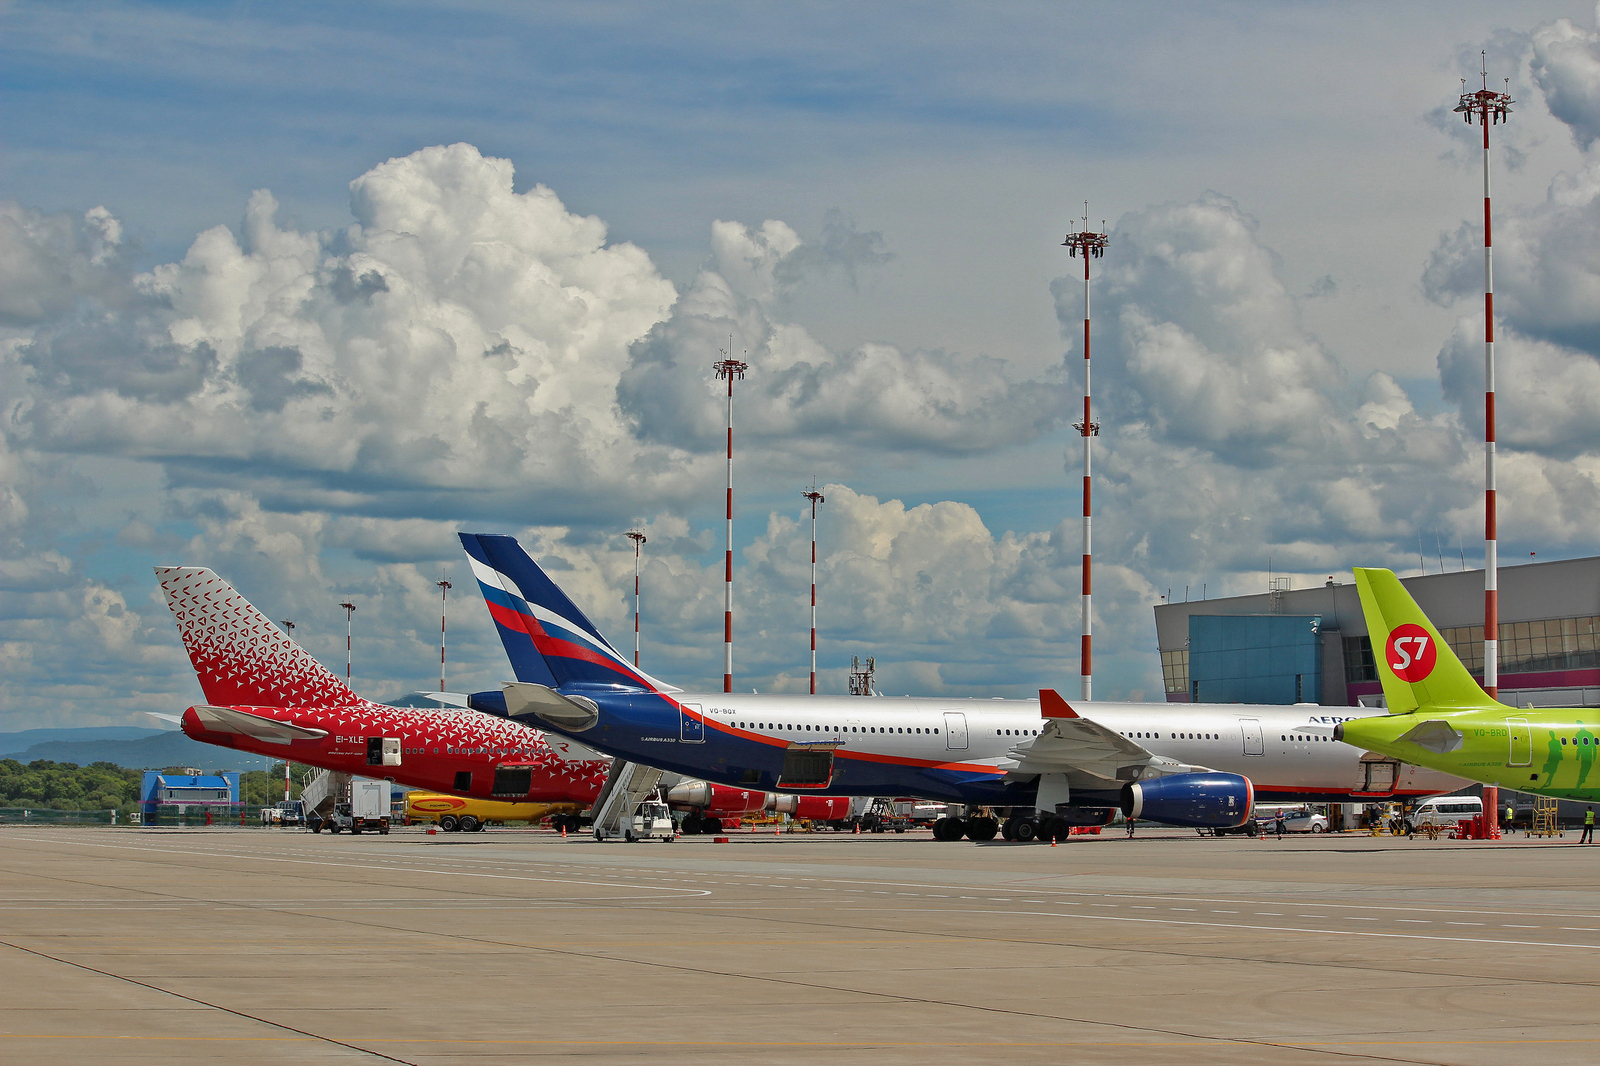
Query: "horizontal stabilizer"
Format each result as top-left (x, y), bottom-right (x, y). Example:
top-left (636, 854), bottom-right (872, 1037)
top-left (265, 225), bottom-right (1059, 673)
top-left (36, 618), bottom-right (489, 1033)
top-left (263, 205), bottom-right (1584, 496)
top-left (189, 705), bottom-right (329, 745)
top-left (414, 691), bottom-right (472, 708)
top-left (503, 682), bottom-right (600, 732)
top-left (1397, 719), bottom-right (1465, 755)
top-left (144, 712), bottom-right (184, 725)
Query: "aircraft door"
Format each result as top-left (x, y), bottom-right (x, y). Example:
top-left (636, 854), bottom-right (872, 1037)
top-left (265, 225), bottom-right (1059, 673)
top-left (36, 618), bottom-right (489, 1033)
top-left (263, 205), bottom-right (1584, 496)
top-left (1506, 717), bottom-right (1532, 766)
top-left (1239, 718), bottom-right (1264, 756)
top-left (1354, 754), bottom-right (1399, 796)
top-left (680, 702), bottom-right (705, 744)
top-left (943, 712), bottom-right (968, 750)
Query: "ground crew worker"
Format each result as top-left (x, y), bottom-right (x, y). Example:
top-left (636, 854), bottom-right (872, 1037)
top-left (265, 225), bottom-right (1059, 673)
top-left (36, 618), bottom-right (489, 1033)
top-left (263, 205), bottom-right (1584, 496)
top-left (1506, 804), bottom-right (1514, 829)
top-left (1274, 809), bottom-right (1286, 839)
top-left (1125, 815), bottom-right (1136, 838)
top-left (1583, 806), bottom-right (1595, 845)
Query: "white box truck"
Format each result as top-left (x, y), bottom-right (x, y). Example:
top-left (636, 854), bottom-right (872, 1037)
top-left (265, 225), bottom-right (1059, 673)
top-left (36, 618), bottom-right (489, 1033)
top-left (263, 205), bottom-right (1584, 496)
top-left (326, 777), bottom-right (390, 835)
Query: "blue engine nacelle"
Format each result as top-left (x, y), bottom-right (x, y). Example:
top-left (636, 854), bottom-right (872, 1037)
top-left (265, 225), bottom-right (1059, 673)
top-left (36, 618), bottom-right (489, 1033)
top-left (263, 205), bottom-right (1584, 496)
top-left (1120, 772), bottom-right (1253, 829)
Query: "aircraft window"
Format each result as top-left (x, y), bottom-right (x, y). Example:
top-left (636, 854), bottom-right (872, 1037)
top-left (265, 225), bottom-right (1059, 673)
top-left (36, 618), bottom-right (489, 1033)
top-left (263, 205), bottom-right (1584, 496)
top-left (933, 728), bottom-right (938, 734)
top-left (1563, 737), bottom-right (1568, 745)
top-left (997, 730), bottom-right (1002, 736)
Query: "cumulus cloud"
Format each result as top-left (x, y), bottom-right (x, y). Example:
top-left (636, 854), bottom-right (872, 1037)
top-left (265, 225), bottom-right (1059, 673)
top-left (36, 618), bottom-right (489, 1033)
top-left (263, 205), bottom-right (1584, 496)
top-left (621, 224), bottom-right (1065, 458)
top-left (1532, 7), bottom-right (1600, 150)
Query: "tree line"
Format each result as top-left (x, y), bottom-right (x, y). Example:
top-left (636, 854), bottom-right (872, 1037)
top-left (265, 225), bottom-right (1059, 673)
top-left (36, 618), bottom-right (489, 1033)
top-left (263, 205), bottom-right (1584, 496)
top-left (0, 759), bottom-right (316, 816)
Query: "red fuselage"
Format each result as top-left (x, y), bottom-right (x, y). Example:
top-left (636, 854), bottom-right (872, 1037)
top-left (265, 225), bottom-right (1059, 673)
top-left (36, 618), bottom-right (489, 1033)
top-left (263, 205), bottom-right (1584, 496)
top-left (181, 701), bottom-right (609, 804)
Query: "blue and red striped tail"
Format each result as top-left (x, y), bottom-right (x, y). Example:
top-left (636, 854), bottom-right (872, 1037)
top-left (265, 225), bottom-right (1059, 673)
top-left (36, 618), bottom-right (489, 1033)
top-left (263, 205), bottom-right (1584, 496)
top-left (459, 533), bottom-right (677, 694)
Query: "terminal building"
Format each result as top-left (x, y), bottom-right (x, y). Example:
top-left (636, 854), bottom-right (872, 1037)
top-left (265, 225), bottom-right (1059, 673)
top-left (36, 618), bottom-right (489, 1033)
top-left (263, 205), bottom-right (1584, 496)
top-left (1153, 556), bottom-right (1600, 708)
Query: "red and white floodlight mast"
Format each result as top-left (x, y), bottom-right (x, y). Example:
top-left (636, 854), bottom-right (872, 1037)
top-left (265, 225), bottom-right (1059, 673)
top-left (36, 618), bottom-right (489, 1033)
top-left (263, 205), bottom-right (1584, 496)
top-left (435, 579), bottom-right (452, 692)
top-left (339, 601), bottom-right (356, 681)
top-left (802, 487), bottom-right (826, 694)
top-left (1063, 208), bottom-right (1108, 702)
top-left (279, 619), bottom-right (295, 801)
top-left (1454, 54), bottom-right (1512, 699)
top-left (713, 349), bottom-right (748, 693)
top-left (626, 529), bottom-right (647, 667)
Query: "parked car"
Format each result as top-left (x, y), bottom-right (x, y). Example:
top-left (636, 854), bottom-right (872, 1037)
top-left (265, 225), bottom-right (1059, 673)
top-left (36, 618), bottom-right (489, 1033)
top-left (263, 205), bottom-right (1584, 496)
top-left (1279, 808), bottom-right (1329, 833)
top-left (1404, 796), bottom-right (1482, 835)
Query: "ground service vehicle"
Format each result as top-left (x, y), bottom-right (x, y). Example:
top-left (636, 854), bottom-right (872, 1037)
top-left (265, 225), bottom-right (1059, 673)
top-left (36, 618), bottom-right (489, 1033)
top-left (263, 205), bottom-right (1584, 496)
top-left (606, 799), bottom-right (674, 842)
top-left (318, 777), bottom-right (389, 834)
top-left (260, 800), bottom-right (304, 826)
top-left (1403, 796), bottom-right (1482, 835)
top-left (405, 791), bottom-right (585, 832)
top-left (460, 534), bottom-right (1465, 842)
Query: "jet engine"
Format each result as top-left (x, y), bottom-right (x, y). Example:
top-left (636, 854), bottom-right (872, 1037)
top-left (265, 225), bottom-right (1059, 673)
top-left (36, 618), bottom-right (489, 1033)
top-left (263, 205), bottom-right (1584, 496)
top-left (768, 795), bottom-right (852, 821)
top-left (1120, 772), bottom-right (1253, 829)
top-left (665, 780), bottom-right (766, 814)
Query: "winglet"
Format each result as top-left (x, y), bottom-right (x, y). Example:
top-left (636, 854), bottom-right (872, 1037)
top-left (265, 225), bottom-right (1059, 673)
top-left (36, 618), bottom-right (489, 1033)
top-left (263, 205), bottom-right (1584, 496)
top-left (1039, 689), bottom-right (1079, 719)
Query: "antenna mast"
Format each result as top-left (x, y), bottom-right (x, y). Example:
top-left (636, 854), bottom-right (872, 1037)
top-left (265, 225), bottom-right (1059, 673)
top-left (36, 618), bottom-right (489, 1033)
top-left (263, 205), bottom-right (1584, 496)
top-left (435, 580), bottom-right (452, 692)
top-left (1453, 51), bottom-right (1513, 699)
top-left (802, 486), bottom-right (826, 694)
top-left (1063, 205), bottom-right (1108, 702)
top-left (626, 529), bottom-right (647, 667)
top-left (713, 342), bottom-right (748, 693)
top-left (339, 602), bottom-right (356, 681)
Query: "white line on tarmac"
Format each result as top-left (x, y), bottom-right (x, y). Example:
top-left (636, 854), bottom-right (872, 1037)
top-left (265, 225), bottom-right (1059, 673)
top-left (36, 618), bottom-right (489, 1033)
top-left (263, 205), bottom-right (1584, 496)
top-left (839, 908), bottom-right (1600, 952)
top-left (2, 836), bottom-right (711, 897)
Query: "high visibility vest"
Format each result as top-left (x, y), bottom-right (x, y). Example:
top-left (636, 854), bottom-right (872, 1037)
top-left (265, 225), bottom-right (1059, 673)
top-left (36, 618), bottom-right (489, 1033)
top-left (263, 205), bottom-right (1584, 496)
top-left (1587, 810), bottom-right (1595, 826)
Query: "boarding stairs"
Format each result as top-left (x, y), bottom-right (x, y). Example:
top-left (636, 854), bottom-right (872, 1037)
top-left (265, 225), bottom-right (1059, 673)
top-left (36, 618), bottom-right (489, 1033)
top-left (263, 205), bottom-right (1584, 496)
top-left (589, 760), bottom-right (665, 841)
top-left (299, 768), bottom-right (350, 822)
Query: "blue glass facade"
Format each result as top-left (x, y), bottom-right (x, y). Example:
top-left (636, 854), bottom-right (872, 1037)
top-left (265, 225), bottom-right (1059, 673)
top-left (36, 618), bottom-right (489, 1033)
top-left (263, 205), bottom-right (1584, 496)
top-left (1188, 614), bottom-right (1322, 704)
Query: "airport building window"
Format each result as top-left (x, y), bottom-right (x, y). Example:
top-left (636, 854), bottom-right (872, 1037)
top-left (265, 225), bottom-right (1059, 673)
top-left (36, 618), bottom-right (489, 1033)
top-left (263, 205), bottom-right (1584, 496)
top-left (1161, 649), bottom-right (1189, 694)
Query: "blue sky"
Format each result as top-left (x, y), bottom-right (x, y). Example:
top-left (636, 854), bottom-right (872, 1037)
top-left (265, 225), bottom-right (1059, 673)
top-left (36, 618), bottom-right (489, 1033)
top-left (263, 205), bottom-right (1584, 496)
top-left (4, 1), bottom-right (1600, 728)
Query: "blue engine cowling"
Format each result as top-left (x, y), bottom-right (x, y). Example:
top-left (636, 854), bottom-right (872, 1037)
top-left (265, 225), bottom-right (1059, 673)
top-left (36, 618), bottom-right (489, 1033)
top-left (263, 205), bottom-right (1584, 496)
top-left (1120, 772), bottom-right (1253, 829)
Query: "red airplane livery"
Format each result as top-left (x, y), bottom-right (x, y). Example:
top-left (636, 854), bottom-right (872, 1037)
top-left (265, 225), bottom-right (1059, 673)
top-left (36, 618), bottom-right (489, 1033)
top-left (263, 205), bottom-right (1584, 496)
top-left (155, 565), bottom-right (610, 804)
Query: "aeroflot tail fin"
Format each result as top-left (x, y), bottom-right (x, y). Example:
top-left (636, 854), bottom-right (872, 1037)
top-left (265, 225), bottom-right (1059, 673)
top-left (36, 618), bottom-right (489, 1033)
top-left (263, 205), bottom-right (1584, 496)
top-left (459, 533), bottom-right (679, 693)
top-left (1351, 567), bottom-right (1499, 714)
top-left (155, 566), bottom-right (360, 708)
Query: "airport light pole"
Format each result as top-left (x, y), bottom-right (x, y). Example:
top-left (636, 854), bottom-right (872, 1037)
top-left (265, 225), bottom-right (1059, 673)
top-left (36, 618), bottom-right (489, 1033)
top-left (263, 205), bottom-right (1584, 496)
top-left (1453, 54), bottom-right (1512, 699)
top-left (339, 601), bottom-right (356, 683)
top-left (802, 487), bottom-right (826, 694)
top-left (1063, 207), bottom-right (1108, 703)
top-left (279, 619), bottom-right (294, 802)
top-left (436, 580), bottom-right (452, 692)
top-left (713, 348), bottom-right (748, 693)
top-left (626, 529), bottom-right (647, 667)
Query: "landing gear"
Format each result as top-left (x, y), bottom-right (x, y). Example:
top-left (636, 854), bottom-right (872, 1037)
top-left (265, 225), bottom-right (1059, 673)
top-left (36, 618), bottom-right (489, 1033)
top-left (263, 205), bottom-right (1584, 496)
top-left (933, 817), bottom-right (966, 841)
top-left (1037, 815), bottom-right (1070, 843)
top-left (680, 812), bottom-right (704, 835)
top-left (964, 817), bottom-right (999, 842)
top-left (702, 816), bottom-right (723, 834)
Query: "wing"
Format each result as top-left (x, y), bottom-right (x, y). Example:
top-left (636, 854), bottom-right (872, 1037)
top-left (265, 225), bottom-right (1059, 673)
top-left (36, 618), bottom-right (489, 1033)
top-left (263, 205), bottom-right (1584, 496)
top-left (1002, 689), bottom-right (1155, 785)
top-left (188, 705), bottom-right (330, 745)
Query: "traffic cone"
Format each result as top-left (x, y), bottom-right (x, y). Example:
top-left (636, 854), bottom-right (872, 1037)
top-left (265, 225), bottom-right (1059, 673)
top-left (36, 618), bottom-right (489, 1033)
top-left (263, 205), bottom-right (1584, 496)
top-left (853, 823), bottom-right (859, 834)
top-left (1050, 835), bottom-right (1057, 847)
top-left (560, 825), bottom-right (567, 839)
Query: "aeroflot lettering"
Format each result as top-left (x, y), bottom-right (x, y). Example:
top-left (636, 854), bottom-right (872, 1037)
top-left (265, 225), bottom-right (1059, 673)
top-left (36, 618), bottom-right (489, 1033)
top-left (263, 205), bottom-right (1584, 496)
top-left (1306, 715), bottom-right (1360, 724)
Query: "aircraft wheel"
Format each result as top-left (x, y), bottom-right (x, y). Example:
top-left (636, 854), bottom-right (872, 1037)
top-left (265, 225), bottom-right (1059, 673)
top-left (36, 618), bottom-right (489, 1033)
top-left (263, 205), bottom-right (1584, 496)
top-left (1037, 815), bottom-right (1069, 843)
top-left (438, 815), bottom-right (459, 832)
top-left (1000, 818), bottom-right (1017, 841)
top-left (703, 816), bottom-right (723, 834)
top-left (1013, 819), bottom-right (1037, 842)
top-left (459, 815), bottom-right (480, 833)
top-left (681, 813), bottom-right (703, 835)
top-left (964, 817), bottom-right (999, 842)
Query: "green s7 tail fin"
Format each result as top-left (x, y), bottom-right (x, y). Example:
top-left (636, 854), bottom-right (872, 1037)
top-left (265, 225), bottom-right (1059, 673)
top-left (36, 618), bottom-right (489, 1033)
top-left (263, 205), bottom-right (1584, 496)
top-left (1351, 567), bottom-right (1499, 714)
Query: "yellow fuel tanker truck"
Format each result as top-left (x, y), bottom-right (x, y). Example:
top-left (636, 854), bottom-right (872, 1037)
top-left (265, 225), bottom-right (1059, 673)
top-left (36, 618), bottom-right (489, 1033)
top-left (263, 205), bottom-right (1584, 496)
top-left (404, 792), bottom-right (585, 833)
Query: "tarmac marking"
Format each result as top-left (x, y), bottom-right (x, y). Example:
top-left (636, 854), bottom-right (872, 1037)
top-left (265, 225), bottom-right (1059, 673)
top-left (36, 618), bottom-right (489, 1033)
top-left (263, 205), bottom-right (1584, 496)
top-left (898, 908), bottom-right (1600, 951)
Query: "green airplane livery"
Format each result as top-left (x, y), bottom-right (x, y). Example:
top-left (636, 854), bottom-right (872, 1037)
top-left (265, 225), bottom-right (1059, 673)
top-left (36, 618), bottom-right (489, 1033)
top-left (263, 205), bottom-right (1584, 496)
top-left (1335, 567), bottom-right (1600, 802)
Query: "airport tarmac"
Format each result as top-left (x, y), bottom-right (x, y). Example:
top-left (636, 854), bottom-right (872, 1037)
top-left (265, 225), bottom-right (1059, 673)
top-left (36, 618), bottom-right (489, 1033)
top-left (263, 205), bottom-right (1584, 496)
top-left (2, 825), bottom-right (1598, 1066)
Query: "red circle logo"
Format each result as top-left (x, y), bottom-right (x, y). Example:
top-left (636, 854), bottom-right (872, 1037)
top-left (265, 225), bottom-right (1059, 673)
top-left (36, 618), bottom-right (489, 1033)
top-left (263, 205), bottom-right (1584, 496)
top-left (1385, 623), bottom-right (1437, 682)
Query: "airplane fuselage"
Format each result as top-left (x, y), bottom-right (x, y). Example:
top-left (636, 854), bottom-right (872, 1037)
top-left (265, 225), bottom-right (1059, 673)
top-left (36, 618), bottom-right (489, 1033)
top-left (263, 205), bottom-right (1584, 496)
top-left (1338, 706), bottom-right (1600, 803)
top-left (538, 690), bottom-right (1461, 807)
top-left (182, 701), bottom-right (609, 804)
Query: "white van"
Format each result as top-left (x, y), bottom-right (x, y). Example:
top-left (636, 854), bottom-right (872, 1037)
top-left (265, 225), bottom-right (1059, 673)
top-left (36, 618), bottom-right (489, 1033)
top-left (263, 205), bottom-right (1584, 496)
top-left (1405, 796), bottom-right (1482, 833)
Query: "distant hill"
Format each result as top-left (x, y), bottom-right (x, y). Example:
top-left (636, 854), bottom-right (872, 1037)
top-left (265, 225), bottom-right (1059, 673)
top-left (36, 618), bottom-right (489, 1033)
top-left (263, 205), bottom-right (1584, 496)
top-left (7, 732), bottom-right (273, 771)
top-left (0, 727), bottom-right (166, 757)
